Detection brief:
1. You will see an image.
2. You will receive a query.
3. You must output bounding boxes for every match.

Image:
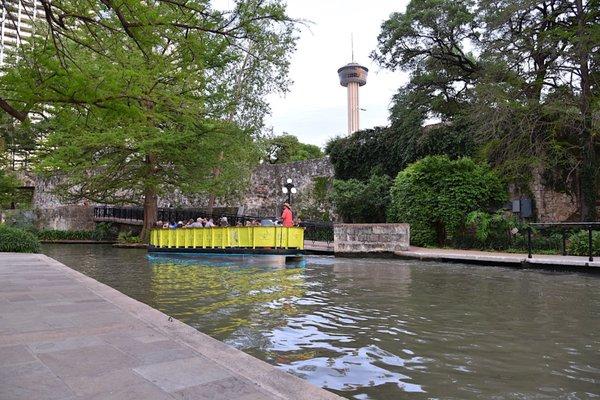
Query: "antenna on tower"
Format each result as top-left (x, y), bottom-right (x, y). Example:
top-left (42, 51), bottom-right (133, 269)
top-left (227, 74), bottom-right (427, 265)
top-left (351, 33), bottom-right (354, 62)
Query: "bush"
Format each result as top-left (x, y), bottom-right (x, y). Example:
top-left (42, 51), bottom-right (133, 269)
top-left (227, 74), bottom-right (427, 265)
top-left (331, 174), bottom-right (392, 222)
top-left (388, 156), bottom-right (506, 246)
top-left (458, 211), bottom-right (518, 250)
top-left (36, 230), bottom-right (95, 240)
top-left (117, 231), bottom-right (141, 244)
top-left (567, 230), bottom-right (600, 256)
top-left (34, 223), bottom-right (116, 241)
top-left (0, 225), bottom-right (41, 253)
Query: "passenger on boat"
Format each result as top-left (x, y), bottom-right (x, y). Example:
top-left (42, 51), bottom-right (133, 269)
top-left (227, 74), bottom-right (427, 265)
top-left (188, 217), bottom-right (204, 228)
top-left (168, 221), bottom-right (177, 229)
top-left (282, 203), bottom-right (293, 227)
top-left (205, 218), bottom-right (216, 227)
top-left (219, 216), bottom-right (229, 227)
top-left (156, 220), bottom-right (163, 227)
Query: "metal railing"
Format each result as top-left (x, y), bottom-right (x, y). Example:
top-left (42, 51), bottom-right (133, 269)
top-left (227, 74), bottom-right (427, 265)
top-left (93, 206), bottom-right (334, 241)
top-left (527, 222), bottom-right (600, 262)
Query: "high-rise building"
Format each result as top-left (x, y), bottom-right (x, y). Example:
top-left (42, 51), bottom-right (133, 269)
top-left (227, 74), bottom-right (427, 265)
top-left (0, 0), bottom-right (44, 66)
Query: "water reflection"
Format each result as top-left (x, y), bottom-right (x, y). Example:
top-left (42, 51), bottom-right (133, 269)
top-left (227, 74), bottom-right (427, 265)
top-left (42, 245), bottom-right (600, 400)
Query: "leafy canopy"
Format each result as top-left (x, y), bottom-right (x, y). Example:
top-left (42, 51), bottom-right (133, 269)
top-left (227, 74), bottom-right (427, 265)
top-left (331, 174), bottom-right (392, 223)
top-left (326, 124), bottom-right (474, 181)
top-left (0, 0), bottom-right (298, 238)
top-left (388, 156), bottom-right (506, 246)
top-left (262, 134), bottom-right (323, 164)
top-left (374, 0), bottom-right (600, 220)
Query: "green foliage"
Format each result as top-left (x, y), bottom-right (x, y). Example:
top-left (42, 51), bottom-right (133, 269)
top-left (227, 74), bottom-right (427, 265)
top-left (0, 224), bottom-right (40, 253)
top-left (326, 123), bottom-right (474, 181)
top-left (388, 156), bottom-right (506, 246)
top-left (0, 170), bottom-right (19, 207)
top-left (117, 231), bottom-right (141, 244)
top-left (567, 230), bottom-right (600, 256)
top-left (374, 0), bottom-right (600, 218)
top-left (295, 176), bottom-right (334, 222)
top-left (332, 174), bottom-right (392, 223)
top-left (36, 230), bottom-right (95, 241)
top-left (465, 211), bottom-right (517, 245)
top-left (34, 223), bottom-right (115, 241)
top-left (0, 0), bottom-right (298, 238)
top-left (262, 134), bottom-right (323, 164)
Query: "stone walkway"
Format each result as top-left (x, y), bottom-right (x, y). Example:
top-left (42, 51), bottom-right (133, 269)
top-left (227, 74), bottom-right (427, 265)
top-left (0, 253), bottom-right (342, 400)
top-left (396, 247), bottom-right (600, 270)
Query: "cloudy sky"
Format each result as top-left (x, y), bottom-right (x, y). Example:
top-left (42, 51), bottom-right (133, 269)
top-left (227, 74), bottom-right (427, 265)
top-left (263, 0), bottom-right (411, 147)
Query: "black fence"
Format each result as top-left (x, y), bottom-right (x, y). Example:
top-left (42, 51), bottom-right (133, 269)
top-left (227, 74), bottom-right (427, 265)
top-left (94, 206), bottom-right (334, 243)
top-left (527, 222), bottom-right (600, 261)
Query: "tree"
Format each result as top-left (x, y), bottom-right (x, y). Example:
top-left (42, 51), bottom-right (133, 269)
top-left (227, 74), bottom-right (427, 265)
top-left (372, 0), bottom-right (480, 121)
top-left (262, 134), bottom-right (323, 164)
top-left (331, 174), bottom-right (392, 223)
top-left (388, 156), bottom-right (506, 246)
top-left (326, 123), bottom-right (474, 181)
top-left (375, 0), bottom-right (599, 221)
top-left (0, 0), bottom-right (298, 240)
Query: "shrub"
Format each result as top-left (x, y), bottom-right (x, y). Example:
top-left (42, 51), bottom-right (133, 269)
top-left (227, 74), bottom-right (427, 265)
top-left (34, 223), bottom-right (116, 241)
top-left (117, 231), bottom-right (141, 244)
top-left (388, 156), bottom-right (506, 246)
top-left (567, 230), bottom-right (600, 256)
top-left (459, 211), bottom-right (518, 249)
top-left (36, 230), bottom-right (95, 240)
top-left (0, 225), bottom-right (41, 253)
top-left (331, 173), bottom-right (392, 223)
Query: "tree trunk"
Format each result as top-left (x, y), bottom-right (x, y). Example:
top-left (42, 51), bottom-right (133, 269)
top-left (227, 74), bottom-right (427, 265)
top-left (140, 153), bottom-right (158, 243)
top-left (207, 150), bottom-right (224, 216)
top-left (575, 0), bottom-right (596, 221)
top-left (140, 186), bottom-right (157, 243)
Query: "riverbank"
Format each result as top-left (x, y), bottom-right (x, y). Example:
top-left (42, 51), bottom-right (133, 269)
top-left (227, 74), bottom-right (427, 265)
top-left (0, 252), bottom-right (341, 400)
top-left (395, 246), bottom-right (600, 271)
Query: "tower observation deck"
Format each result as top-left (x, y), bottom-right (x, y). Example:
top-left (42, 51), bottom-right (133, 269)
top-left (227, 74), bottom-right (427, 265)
top-left (338, 62), bottom-right (368, 135)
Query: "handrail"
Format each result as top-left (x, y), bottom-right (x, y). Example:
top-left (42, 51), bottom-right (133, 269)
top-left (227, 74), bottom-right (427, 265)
top-left (526, 222), bottom-right (598, 262)
top-left (93, 205), bottom-right (334, 242)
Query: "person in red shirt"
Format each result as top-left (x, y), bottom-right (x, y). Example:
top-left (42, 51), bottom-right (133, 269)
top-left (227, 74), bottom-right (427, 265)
top-left (281, 203), bottom-right (293, 227)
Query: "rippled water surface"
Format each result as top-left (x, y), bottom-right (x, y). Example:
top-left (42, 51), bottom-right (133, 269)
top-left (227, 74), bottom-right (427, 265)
top-left (42, 244), bottom-right (600, 399)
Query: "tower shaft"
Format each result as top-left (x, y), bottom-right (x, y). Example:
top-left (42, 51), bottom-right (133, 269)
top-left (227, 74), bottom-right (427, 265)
top-left (338, 62), bottom-right (368, 136)
top-left (347, 82), bottom-right (360, 134)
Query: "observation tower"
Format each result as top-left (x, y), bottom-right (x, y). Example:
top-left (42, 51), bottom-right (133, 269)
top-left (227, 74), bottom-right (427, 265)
top-left (338, 62), bottom-right (368, 134)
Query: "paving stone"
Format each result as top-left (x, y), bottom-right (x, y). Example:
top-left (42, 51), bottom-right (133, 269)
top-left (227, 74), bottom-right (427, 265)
top-left (85, 382), bottom-right (175, 400)
top-left (37, 344), bottom-right (138, 378)
top-left (173, 376), bottom-right (278, 400)
top-left (0, 344), bottom-right (36, 365)
top-left (28, 335), bottom-right (105, 354)
top-left (133, 357), bottom-right (233, 393)
top-left (61, 368), bottom-right (156, 397)
top-left (0, 361), bottom-right (75, 400)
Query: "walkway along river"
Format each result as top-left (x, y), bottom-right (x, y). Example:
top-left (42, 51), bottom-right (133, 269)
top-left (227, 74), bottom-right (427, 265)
top-left (41, 244), bottom-right (600, 400)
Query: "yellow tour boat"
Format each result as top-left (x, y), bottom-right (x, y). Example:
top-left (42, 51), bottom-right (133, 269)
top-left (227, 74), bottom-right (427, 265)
top-left (148, 226), bottom-right (305, 258)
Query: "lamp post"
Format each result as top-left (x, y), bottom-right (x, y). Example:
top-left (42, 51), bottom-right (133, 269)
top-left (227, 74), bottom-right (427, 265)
top-left (281, 178), bottom-right (297, 204)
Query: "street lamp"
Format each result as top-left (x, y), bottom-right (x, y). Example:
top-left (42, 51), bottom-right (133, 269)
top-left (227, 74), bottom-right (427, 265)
top-left (281, 178), bottom-right (297, 204)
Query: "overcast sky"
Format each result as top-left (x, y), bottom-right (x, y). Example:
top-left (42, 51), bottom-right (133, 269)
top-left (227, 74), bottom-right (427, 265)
top-left (263, 0), bottom-right (411, 147)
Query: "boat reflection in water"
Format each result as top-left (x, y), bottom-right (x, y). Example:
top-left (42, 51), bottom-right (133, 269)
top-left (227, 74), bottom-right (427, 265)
top-left (146, 253), bottom-right (307, 341)
top-left (147, 252), bottom-right (307, 269)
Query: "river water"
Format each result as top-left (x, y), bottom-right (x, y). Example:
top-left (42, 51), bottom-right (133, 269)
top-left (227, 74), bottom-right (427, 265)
top-left (42, 244), bottom-right (600, 400)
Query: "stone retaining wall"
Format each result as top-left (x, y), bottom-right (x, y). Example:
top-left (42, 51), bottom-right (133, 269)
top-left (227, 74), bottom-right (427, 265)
top-left (334, 223), bottom-right (410, 255)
